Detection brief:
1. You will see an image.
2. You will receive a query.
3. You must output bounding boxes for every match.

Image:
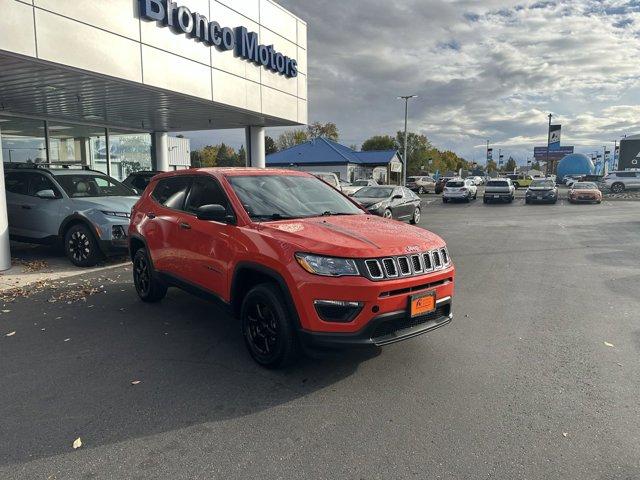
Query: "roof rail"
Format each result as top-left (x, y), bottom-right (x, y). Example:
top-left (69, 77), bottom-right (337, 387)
top-left (3, 162), bottom-right (104, 174)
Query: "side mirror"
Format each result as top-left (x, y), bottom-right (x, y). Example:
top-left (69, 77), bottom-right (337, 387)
top-left (196, 204), bottom-right (234, 223)
top-left (35, 189), bottom-right (57, 199)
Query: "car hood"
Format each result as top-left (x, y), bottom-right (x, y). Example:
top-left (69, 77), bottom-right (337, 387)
top-left (353, 197), bottom-right (388, 208)
top-left (255, 214), bottom-right (445, 258)
top-left (69, 196), bottom-right (139, 212)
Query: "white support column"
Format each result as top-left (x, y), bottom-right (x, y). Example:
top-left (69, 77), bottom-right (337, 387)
top-left (0, 127), bottom-right (12, 271)
top-left (153, 132), bottom-right (169, 172)
top-left (249, 126), bottom-right (265, 169)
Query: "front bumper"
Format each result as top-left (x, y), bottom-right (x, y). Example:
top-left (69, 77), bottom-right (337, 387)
top-left (526, 192), bottom-right (557, 203)
top-left (299, 297), bottom-right (452, 348)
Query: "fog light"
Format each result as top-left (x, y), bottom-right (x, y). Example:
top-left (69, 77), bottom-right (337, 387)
top-left (112, 225), bottom-right (127, 240)
top-left (314, 300), bottom-right (363, 323)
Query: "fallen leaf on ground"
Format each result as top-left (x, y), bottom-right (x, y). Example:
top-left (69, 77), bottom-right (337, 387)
top-left (2, 309), bottom-right (10, 313)
top-left (604, 341), bottom-right (615, 348)
top-left (72, 437), bottom-right (82, 449)
top-left (64, 338), bottom-right (71, 342)
top-left (5, 331), bottom-right (16, 337)
top-left (562, 432), bottom-right (568, 437)
top-left (131, 380), bottom-right (141, 385)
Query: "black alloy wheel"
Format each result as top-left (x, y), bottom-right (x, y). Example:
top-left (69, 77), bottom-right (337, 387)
top-left (133, 248), bottom-right (167, 302)
top-left (241, 284), bottom-right (298, 368)
top-left (611, 182), bottom-right (625, 194)
top-left (64, 224), bottom-right (102, 267)
top-left (418, 186), bottom-right (425, 194)
top-left (383, 209), bottom-right (393, 219)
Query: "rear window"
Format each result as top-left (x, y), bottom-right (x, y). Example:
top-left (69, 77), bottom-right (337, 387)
top-left (530, 180), bottom-right (555, 188)
top-left (446, 181), bottom-right (464, 187)
top-left (152, 176), bottom-right (191, 209)
top-left (487, 180), bottom-right (508, 187)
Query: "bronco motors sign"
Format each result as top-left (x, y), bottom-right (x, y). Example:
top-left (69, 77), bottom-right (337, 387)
top-left (139, 0), bottom-right (299, 78)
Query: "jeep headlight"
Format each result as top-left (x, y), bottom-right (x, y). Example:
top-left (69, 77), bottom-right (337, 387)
top-left (295, 253), bottom-right (359, 277)
top-left (369, 202), bottom-right (383, 210)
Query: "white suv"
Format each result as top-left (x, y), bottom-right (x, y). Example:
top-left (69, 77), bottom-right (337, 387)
top-left (602, 171), bottom-right (640, 193)
top-left (442, 178), bottom-right (477, 203)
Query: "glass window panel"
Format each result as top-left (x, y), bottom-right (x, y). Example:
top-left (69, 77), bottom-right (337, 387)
top-left (0, 116), bottom-right (46, 164)
top-left (47, 122), bottom-right (107, 174)
top-left (108, 131), bottom-right (152, 181)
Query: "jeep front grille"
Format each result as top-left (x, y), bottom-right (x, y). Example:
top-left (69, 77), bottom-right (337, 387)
top-left (362, 248), bottom-right (451, 280)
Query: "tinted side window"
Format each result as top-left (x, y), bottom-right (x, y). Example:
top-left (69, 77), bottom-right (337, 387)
top-left (5, 172), bottom-right (29, 195)
top-left (152, 177), bottom-right (191, 210)
top-left (132, 176), bottom-right (149, 190)
top-left (617, 172), bottom-right (635, 178)
top-left (184, 176), bottom-right (231, 214)
top-left (28, 173), bottom-right (60, 197)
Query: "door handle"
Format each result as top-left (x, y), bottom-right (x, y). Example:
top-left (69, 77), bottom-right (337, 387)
top-left (21, 205), bottom-right (32, 210)
top-left (146, 212), bottom-right (156, 219)
top-left (179, 222), bottom-right (192, 230)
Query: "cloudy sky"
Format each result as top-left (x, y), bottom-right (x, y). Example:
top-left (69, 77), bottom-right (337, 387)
top-left (185, 0), bottom-right (640, 164)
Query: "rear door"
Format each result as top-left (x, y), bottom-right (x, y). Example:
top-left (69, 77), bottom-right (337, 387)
top-left (177, 175), bottom-right (235, 298)
top-left (5, 172), bottom-right (62, 240)
top-left (5, 172), bottom-right (30, 237)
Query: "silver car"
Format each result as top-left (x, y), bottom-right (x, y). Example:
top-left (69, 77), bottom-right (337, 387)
top-left (602, 170), bottom-right (640, 193)
top-left (5, 165), bottom-right (138, 266)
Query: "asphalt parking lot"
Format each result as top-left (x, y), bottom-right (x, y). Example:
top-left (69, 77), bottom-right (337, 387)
top-left (1, 199), bottom-right (639, 479)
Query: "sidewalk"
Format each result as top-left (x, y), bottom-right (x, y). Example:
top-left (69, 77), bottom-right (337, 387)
top-left (0, 242), bottom-right (128, 293)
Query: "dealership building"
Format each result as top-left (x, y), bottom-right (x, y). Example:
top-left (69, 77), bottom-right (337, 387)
top-left (0, 0), bottom-right (308, 269)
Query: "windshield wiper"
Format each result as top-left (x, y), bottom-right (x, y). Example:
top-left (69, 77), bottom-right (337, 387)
top-left (252, 213), bottom-right (297, 221)
top-left (320, 211), bottom-right (358, 217)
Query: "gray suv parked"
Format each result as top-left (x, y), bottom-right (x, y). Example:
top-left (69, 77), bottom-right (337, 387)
top-left (5, 165), bottom-right (138, 267)
top-left (602, 170), bottom-right (640, 193)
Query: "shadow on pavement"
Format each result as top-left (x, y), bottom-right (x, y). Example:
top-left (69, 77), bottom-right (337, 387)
top-left (0, 272), bottom-right (378, 466)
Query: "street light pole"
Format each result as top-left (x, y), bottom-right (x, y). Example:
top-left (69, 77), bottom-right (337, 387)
top-left (546, 113), bottom-right (552, 176)
top-left (398, 95), bottom-right (417, 186)
top-left (486, 139), bottom-right (490, 169)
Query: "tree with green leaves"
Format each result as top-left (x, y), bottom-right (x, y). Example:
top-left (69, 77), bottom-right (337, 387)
top-left (361, 135), bottom-right (397, 151)
top-left (486, 159), bottom-right (498, 173)
top-left (307, 122), bottom-right (339, 141)
top-left (265, 135), bottom-right (278, 155)
top-left (276, 129), bottom-right (308, 150)
top-left (201, 145), bottom-right (219, 167)
top-left (215, 143), bottom-right (237, 167)
top-left (238, 145), bottom-right (247, 166)
top-left (505, 157), bottom-right (517, 173)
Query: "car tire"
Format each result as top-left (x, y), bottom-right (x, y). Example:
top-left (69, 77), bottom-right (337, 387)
top-left (418, 187), bottom-right (425, 194)
top-left (611, 182), bottom-right (625, 193)
top-left (241, 283), bottom-right (299, 369)
top-left (383, 209), bottom-right (393, 219)
top-left (525, 198), bottom-right (530, 205)
top-left (442, 198), bottom-right (448, 203)
top-left (465, 195), bottom-right (471, 203)
top-left (410, 207), bottom-right (421, 224)
top-left (483, 197), bottom-right (488, 204)
top-left (133, 248), bottom-right (167, 303)
top-left (473, 192), bottom-right (477, 200)
top-left (64, 223), bottom-right (103, 267)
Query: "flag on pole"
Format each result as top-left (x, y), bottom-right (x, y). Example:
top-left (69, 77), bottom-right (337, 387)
top-left (549, 125), bottom-right (561, 150)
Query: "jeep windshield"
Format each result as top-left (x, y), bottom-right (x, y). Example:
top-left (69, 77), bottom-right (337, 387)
top-left (54, 173), bottom-right (134, 198)
top-left (227, 175), bottom-right (363, 221)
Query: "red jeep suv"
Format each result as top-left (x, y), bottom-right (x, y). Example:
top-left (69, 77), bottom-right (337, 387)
top-left (129, 169), bottom-right (455, 368)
